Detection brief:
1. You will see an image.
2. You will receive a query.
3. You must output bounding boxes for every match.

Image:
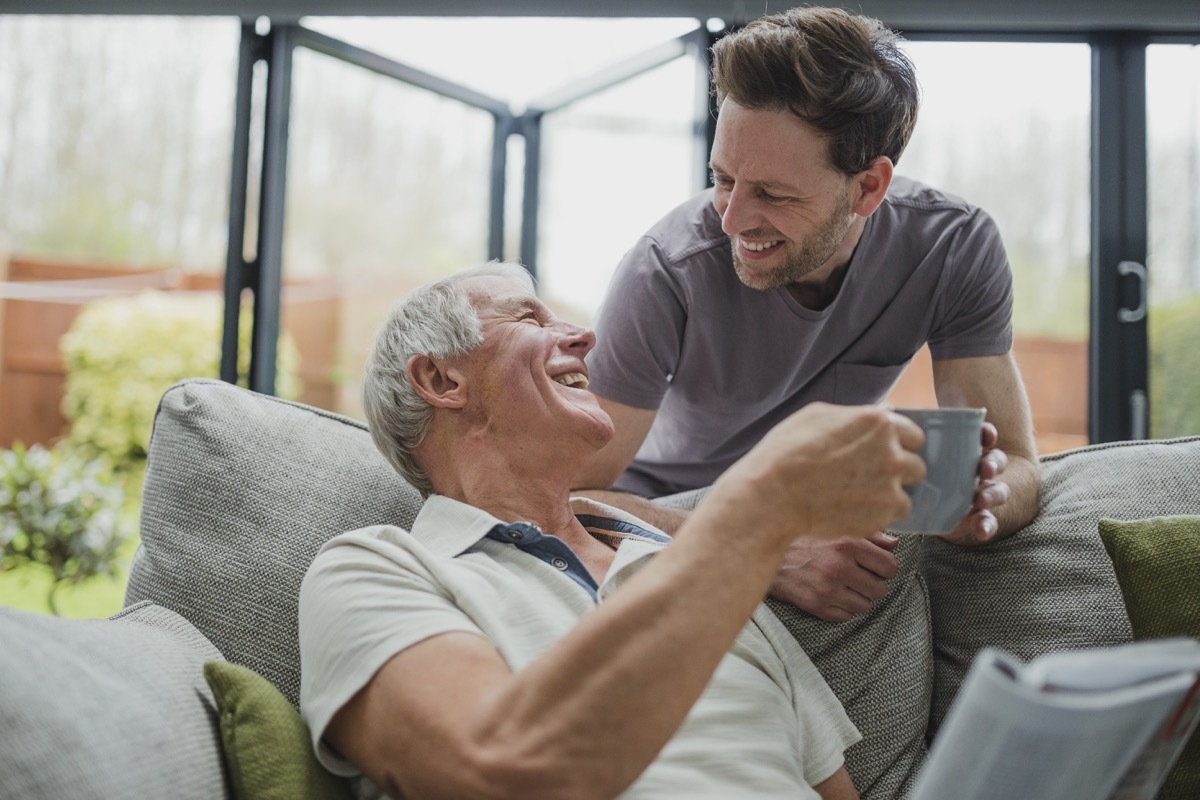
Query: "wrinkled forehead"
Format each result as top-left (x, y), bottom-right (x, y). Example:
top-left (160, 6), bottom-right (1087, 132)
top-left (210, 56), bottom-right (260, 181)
top-left (463, 274), bottom-right (541, 316)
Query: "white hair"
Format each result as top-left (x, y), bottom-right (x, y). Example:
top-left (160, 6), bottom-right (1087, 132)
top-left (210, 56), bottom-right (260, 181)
top-left (361, 261), bottom-right (535, 497)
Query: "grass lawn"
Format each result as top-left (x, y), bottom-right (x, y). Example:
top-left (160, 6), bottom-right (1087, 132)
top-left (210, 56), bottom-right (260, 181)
top-left (0, 533), bottom-right (139, 619)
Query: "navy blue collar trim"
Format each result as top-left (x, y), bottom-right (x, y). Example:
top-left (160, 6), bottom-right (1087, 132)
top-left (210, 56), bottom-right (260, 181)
top-left (484, 522), bottom-right (600, 599)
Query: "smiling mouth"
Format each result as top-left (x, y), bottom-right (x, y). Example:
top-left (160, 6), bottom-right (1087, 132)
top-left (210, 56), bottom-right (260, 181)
top-left (741, 239), bottom-right (782, 252)
top-left (553, 373), bottom-right (589, 390)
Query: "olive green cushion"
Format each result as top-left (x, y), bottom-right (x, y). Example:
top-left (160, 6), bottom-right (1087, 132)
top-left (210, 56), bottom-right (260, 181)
top-left (204, 661), bottom-right (352, 800)
top-left (1099, 515), bottom-right (1200, 800)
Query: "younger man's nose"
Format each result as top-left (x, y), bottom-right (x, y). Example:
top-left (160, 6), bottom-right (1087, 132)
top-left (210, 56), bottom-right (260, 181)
top-left (717, 187), bottom-right (759, 236)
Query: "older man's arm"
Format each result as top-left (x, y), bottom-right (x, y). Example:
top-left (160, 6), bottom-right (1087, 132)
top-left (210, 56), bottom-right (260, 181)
top-left (322, 405), bottom-right (922, 800)
top-left (572, 396), bottom-right (904, 624)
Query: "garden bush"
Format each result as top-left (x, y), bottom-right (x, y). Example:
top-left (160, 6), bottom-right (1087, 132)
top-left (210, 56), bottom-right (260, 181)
top-left (0, 442), bottom-right (132, 615)
top-left (59, 290), bottom-right (300, 477)
top-left (1150, 295), bottom-right (1200, 439)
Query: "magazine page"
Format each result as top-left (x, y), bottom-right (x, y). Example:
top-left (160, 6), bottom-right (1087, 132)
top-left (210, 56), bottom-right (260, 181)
top-left (1022, 637), bottom-right (1200, 692)
top-left (1109, 671), bottom-right (1200, 800)
top-left (910, 646), bottom-right (1197, 800)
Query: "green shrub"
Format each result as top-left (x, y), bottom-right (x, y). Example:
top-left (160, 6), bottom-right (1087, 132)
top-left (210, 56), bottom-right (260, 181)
top-left (0, 442), bottom-right (133, 615)
top-left (59, 291), bottom-right (300, 476)
top-left (1150, 295), bottom-right (1200, 439)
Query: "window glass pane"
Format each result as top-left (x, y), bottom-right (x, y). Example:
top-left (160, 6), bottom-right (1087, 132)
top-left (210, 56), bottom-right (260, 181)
top-left (303, 17), bottom-right (699, 108)
top-left (1147, 43), bottom-right (1200, 439)
top-left (540, 56), bottom-right (699, 324)
top-left (291, 17), bottom-right (701, 416)
top-left (0, 15), bottom-right (239, 451)
top-left (891, 41), bottom-right (1091, 455)
top-left (282, 45), bottom-right (494, 417)
top-left (0, 16), bottom-right (237, 268)
top-left (0, 16), bottom-right (238, 617)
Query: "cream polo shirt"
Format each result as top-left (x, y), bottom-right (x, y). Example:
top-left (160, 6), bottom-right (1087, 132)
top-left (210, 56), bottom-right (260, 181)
top-left (299, 495), bottom-right (860, 799)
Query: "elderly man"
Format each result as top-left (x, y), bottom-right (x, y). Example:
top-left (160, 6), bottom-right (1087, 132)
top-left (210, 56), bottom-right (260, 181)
top-left (298, 262), bottom-right (926, 800)
top-left (575, 5), bottom-right (1038, 623)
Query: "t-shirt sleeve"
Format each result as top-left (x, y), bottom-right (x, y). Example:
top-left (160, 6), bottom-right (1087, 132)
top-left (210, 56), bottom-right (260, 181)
top-left (587, 236), bottom-right (689, 410)
top-left (298, 529), bottom-right (485, 776)
top-left (927, 207), bottom-right (1015, 361)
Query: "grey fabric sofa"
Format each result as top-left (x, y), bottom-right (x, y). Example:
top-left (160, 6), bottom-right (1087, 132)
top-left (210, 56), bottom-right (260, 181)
top-left (3, 377), bottom-right (1199, 799)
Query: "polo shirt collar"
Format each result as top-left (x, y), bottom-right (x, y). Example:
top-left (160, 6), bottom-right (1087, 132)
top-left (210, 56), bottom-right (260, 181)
top-left (410, 494), bottom-right (670, 559)
top-left (410, 494), bottom-right (501, 558)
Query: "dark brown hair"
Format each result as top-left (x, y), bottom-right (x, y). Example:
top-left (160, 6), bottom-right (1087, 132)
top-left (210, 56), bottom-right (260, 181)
top-left (711, 6), bottom-right (920, 175)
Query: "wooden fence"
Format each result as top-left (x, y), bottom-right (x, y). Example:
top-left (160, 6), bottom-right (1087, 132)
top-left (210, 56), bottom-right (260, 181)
top-left (885, 339), bottom-right (1089, 454)
top-left (0, 255), bottom-right (340, 448)
top-left (1, 253), bottom-right (1087, 456)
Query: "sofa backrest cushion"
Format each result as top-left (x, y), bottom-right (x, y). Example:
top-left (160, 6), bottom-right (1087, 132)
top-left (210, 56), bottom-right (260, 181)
top-left (920, 436), bottom-right (1200, 736)
top-left (126, 378), bottom-right (425, 708)
top-left (0, 601), bottom-right (228, 799)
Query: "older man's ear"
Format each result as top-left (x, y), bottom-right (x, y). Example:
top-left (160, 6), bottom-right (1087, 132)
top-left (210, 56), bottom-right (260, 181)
top-left (406, 354), bottom-right (468, 409)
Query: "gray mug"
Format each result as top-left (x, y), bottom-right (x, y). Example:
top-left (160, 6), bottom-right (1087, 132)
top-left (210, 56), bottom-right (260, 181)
top-left (890, 407), bottom-right (986, 534)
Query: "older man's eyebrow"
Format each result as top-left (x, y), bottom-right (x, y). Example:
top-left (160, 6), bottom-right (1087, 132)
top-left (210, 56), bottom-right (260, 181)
top-left (493, 296), bottom-right (542, 317)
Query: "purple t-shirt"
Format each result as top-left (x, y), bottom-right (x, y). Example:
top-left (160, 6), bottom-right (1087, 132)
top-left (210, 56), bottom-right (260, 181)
top-left (588, 176), bottom-right (1014, 496)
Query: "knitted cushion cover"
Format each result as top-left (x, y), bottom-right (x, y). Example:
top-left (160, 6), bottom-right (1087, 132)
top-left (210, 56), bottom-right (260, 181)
top-left (126, 378), bottom-right (425, 708)
top-left (1099, 514), bottom-right (1200, 800)
top-left (204, 661), bottom-right (353, 800)
top-left (920, 436), bottom-right (1200, 741)
top-left (0, 601), bottom-right (227, 799)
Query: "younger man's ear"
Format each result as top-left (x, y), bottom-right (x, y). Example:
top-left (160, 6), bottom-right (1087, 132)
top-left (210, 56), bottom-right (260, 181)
top-left (851, 155), bottom-right (894, 218)
top-left (407, 354), bottom-right (468, 409)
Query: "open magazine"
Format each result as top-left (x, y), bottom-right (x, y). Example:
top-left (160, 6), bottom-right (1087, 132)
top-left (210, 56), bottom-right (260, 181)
top-left (910, 638), bottom-right (1200, 800)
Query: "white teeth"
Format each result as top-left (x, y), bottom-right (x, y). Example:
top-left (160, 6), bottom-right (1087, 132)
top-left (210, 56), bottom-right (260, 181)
top-left (742, 239), bottom-right (780, 252)
top-left (554, 373), bottom-right (589, 389)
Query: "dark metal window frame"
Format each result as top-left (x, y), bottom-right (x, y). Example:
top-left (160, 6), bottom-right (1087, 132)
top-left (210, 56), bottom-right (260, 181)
top-left (894, 28), bottom-right (1156, 443)
top-left (1090, 34), bottom-right (1150, 443)
top-left (223, 18), bottom-right (711, 395)
top-left (222, 16), bottom-right (1199, 444)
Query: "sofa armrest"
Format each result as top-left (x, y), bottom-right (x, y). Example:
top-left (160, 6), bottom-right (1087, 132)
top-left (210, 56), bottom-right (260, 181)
top-left (0, 601), bottom-right (228, 799)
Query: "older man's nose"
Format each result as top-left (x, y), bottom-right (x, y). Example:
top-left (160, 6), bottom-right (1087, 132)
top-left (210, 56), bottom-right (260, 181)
top-left (561, 323), bottom-right (596, 353)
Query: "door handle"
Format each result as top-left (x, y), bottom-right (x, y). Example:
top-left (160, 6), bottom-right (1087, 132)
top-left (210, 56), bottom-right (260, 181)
top-left (1117, 261), bottom-right (1147, 323)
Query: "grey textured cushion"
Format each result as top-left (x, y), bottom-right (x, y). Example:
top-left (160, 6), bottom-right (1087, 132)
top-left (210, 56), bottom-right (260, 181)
top-left (655, 489), bottom-right (931, 800)
top-left (126, 378), bottom-right (425, 707)
top-left (920, 435), bottom-right (1200, 736)
top-left (0, 601), bottom-right (227, 799)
